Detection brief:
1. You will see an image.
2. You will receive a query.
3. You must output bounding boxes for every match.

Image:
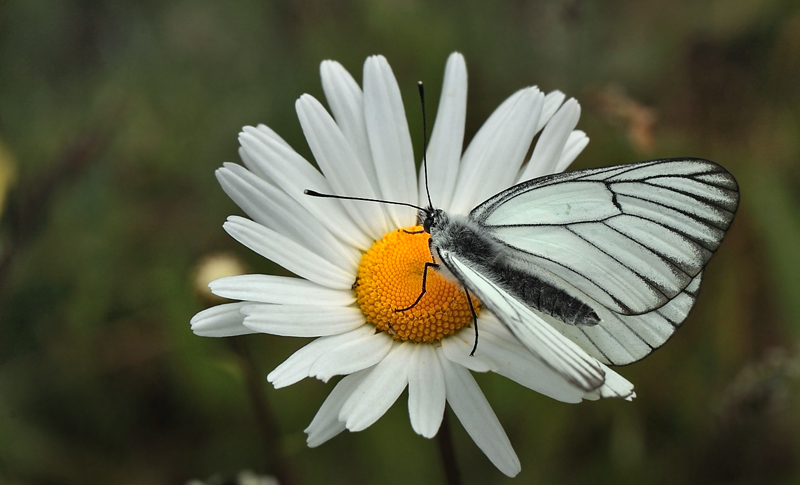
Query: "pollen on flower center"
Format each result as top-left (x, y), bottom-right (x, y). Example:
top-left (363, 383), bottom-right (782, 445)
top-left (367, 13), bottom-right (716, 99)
top-left (354, 225), bottom-right (481, 343)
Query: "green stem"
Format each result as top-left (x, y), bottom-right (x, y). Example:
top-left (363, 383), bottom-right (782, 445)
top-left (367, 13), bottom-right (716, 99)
top-left (437, 409), bottom-right (462, 485)
top-left (230, 337), bottom-right (295, 485)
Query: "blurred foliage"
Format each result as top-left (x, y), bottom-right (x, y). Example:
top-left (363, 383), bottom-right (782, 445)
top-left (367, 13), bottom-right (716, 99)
top-left (1, 0), bottom-right (800, 484)
top-left (0, 137), bottom-right (16, 217)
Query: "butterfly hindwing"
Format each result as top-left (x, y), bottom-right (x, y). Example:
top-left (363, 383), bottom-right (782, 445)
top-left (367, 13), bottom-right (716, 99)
top-left (544, 272), bottom-right (703, 365)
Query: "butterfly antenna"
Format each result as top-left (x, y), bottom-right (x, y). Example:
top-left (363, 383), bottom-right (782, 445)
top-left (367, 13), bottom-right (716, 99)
top-left (304, 189), bottom-right (425, 212)
top-left (418, 81), bottom-right (434, 210)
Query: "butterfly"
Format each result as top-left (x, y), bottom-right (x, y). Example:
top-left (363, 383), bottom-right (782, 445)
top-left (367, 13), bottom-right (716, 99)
top-left (418, 158), bottom-right (738, 392)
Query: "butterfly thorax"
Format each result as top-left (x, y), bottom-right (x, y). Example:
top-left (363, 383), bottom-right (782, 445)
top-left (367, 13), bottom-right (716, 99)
top-left (426, 209), bottom-right (601, 327)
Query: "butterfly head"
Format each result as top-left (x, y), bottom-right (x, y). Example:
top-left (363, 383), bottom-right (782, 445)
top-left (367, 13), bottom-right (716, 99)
top-left (420, 207), bottom-right (446, 234)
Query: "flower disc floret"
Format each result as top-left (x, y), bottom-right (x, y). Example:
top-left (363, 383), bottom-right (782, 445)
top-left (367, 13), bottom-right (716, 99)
top-left (355, 226), bottom-right (480, 342)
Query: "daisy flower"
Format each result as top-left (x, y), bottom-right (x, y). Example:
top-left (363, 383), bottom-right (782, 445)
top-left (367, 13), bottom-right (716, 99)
top-left (191, 52), bottom-right (635, 477)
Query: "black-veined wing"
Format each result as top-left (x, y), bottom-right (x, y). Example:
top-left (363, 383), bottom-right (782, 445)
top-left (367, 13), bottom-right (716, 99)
top-left (545, 272), bottom-right (703, 365)
top-left (470, 159), bottom-right (738, 316)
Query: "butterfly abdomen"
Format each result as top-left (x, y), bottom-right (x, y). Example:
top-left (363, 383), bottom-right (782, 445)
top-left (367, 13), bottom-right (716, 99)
top-left (492, 263), bottom-right (601, 326)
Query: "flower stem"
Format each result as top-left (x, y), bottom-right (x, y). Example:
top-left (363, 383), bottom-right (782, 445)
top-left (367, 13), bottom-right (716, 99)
top-left (437, 409), bottom-right (462, 485)
top-left (230, 337), bottom-right (295, 485)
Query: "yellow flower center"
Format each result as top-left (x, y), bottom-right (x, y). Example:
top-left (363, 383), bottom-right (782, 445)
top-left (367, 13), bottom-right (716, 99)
top-left (355, 225), bottom-right (481, 343)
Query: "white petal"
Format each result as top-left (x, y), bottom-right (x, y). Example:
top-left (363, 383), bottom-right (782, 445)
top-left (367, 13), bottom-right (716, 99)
top-left (518, 98), bottom-right (581, 181)
top-left (539, 90), bottom-right (566, 131)
top-left (239, 127), bottom-right (328, 194)
top-left (555, 130), bottom-right (589, 173)
top-left (320, 60), bottom-right (379, 190)
top-left (449, 87), bottom-right (544, 214)
top-left (255, 123), bottom-right (293, 150)
top-left (308, 326), bottom-right (393, 382)
top-left (241, 304), bottom-right (365, 337)
top-left (267, 326), bottom-right (376, 388)
top-left (239, 128), bottom-right (372, 250)
top-left (216, 163), bottom-right (360, 269)
top-left (238, 146), bottom-right (275, 186)
top-left (408, 345), bottom-right (446, 438)
top-left (223, 216), bottom-right (354, 290)
top-left (440, 325), bottom-right (493, 373)
top-left (237, 124), bottom-right (293, 186)
top-left (190, 302), bottom-right (254, 337)
top-left (420, 52), bottom-right (467, 210)
top-left (363, 55), bottom-right (418, 227)
top-left (210, 274), bottom-right (355, 306)
top-left (305, 369), bottom-right (370, 447)
top-left (267, 340), bottom-right (332, 389)
top-left (439, 352), bottom-right (521, 477)
top-left (339, 342), bottom-right (414, 432)
top-left (296, 94), bottom-right (391, 239)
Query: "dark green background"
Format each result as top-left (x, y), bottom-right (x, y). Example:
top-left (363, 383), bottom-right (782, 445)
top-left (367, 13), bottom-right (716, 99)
top-left (2, 1), bottom-right (799, 483)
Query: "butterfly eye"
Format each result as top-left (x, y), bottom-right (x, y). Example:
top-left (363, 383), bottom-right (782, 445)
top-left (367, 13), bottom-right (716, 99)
top-left (423, 213), bottom-right (434, 233)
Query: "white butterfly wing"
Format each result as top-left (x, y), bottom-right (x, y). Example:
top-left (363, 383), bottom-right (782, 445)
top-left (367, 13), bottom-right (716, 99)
top-left (470, 159), bottom-right (737, 316)
top-left (438, 250), bottom-right (607, 393)
top-left (461, 158), bottom-right (737, 365)
top-left (545, 272), bottom-right (703, 365)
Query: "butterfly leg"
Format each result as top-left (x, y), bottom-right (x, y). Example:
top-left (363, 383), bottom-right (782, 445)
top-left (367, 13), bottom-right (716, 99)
top-left (464, 286), bottom-right (479, 356)
top-left (395, 261), bottom-right (439, 312)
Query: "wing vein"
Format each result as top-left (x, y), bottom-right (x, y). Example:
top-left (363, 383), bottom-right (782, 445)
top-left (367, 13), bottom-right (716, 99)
top-left (597, 220), bottom-right (694, 279)
top-left (612, 192), bottom-right (734, 231)
top-left (606, 211), bottom-right (720, 258)
top-left (564, 225), bottom-right (671, 300)
top-left (640, 179), bottom-right (737, 209)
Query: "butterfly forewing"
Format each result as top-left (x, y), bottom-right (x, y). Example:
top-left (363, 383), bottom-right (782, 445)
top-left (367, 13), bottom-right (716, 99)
top-left (473, 181), bottom-right (619, 226)
top-left (470, 158), bottom-right (738, 317)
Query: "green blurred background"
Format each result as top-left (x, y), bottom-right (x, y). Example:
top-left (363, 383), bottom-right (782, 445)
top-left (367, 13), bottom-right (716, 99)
top-left (1, 0), bottom-right (799, 483)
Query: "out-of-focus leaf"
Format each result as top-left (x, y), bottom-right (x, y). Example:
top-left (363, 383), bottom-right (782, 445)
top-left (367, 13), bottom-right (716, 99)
top-left (746, 166), bottom-right (800, 331)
